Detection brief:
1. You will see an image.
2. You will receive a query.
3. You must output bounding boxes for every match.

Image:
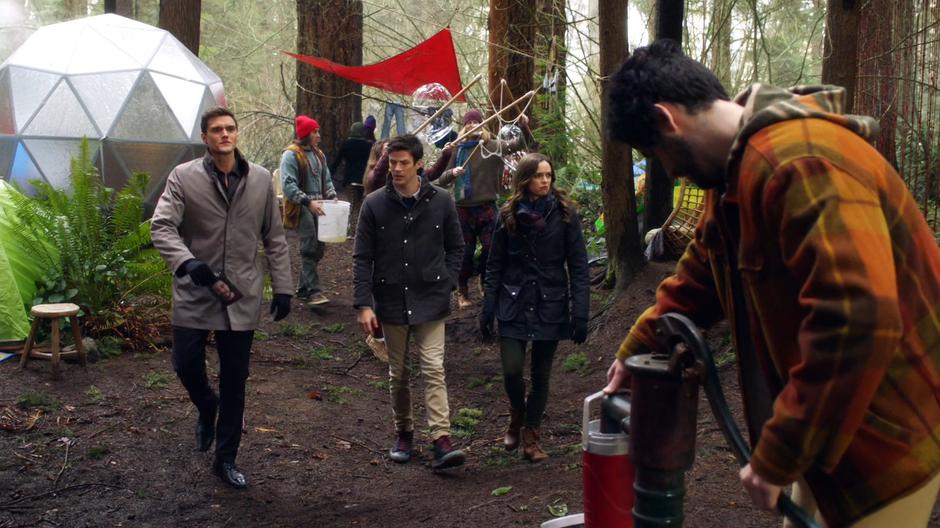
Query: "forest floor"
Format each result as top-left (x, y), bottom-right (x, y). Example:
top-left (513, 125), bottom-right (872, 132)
top-left (2, 231), bottom-right (939, 528)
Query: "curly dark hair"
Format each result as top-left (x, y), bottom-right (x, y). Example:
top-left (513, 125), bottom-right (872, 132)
top-left (607, 39), bottom-right (729, 148)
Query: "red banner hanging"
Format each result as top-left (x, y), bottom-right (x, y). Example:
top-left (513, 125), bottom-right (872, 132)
top-left (283, 28), bottom-right (465, 102)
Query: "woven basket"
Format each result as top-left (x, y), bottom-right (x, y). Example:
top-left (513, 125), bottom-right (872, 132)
top-left (661, 180), bottom-right (706, 257)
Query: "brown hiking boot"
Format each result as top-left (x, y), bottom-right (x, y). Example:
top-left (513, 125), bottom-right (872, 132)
top-left (389, 430), bottom-right (413, 463)
top-left (504, 409), bottom-right (524, 451)
top-left (431, 435), bottom-right (466, 470)
top-left (522, 427), bottom-right (548, 462)
top-left (456, 286), bottom-right (472, 309)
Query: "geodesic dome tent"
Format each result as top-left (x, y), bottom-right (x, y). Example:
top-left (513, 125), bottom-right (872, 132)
top-left (0, 14), bottom-right (226, 208)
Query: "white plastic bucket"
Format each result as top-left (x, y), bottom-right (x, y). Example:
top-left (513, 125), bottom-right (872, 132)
top-left (317, 200), bottom-right (351, 243)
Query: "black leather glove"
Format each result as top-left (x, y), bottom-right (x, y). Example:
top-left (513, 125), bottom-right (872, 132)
top-left (480, 311), bottom-right (495, 342)
top-left (572, 318), bottom-right (588, 345)
top-left (270, 293), bottom-right (292, 321)
top-left (183, 259), bottom-right (217, 287)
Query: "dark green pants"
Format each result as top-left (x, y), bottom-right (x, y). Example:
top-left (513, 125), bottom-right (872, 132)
top-left (499, 338), bottom-right (558, 429)
top-left (297, 235), bottom-right (325, 297)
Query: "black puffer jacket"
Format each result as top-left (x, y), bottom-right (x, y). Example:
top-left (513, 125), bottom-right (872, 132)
top-left (353, 177), bottom-right (464, 325)
top-left (483, 198), bottom-right (590, 341)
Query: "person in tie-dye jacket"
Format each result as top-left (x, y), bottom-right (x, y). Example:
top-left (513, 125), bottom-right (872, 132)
top-left (602, 39), bottom-right (940, 528)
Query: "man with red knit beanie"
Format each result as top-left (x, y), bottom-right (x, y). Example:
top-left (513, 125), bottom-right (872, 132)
top-left (280, 115), bottom-right (337, 307)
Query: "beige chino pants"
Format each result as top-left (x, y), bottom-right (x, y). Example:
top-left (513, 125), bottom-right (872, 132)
top-left (384, 319), bottom-right (451, 440)
top-left (784, 471), bottom-right (940, 528)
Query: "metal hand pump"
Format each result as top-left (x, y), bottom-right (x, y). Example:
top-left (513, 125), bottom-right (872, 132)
top-left (654, 313), bottom-right (820, 528)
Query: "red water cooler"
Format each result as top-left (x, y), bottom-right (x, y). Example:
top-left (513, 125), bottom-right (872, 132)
top-left (582, 390), bottom-right (634, 527)
top-left (542, 391), bottom-right (635, 528)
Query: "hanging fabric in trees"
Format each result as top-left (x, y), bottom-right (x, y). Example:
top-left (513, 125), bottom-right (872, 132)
top-left (282, 27), bottom-right (465, 101)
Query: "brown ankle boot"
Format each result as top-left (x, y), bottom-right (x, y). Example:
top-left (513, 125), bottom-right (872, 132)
top-left (522, 427), bottom-right (548, 462)
top-left (504, 409), bottom-right (524, 451)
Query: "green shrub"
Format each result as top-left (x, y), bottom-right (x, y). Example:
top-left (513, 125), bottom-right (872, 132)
top-left (325, 385), bottom-right (362, 404)
top-left (86, 445), bottom-right (110, 460)
top-left (278, 323), bottom-right (308, 337)
top-left (368, 379), bottom-right (390, 391)
top-left (321, 322), bottom-right (345, 334)
top-left (16, 391), bottom-right (60, 410)
top-left (6, 139), bottom-right (170, 341)
top-left (452, 407), bottom-right (483, 440)
top-left (311, 346), bottom-right (334, 360)
top-left (97, 335), bottom-right (124, 359)
top-left (143, 371), bottom-right (172, 389)
top-left (85, 385), bottom-right (104, 402)
top-left (563, 351), bottom-right (590, 376)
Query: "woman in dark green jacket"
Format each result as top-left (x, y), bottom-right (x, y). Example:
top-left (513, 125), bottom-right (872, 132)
top-left (480, 153), bottom-right (590, 462)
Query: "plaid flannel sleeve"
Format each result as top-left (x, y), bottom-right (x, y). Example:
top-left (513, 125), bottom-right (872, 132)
top-left (750, 157), bottom-right (902, 485)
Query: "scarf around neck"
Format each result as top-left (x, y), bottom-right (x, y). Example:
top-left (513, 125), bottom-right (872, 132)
top-left (516, 191), bottom-right (555, 233)
top-left (453, 140), bottom-right (479, 201)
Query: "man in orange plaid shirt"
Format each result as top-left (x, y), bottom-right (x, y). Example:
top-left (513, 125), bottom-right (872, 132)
top-left (603, 39), bottom-right (940, 527)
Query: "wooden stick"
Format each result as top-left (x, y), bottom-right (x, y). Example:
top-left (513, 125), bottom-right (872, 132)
top-left (459, 142), bottom-right (483, 170)
top-left (413, 74), bottom-right (483, 135)
top-left (52, 440), bottom-right (72, 490)
top-left (451, 90), bottom-right (536, 145)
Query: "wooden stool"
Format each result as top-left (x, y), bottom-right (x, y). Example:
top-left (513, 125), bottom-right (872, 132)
top-left (19, 303), bottom-right (86, 379)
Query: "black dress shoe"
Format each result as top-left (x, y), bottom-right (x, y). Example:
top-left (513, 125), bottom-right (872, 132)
top-left (213, 460), bottom-right (247, 489)
top-left (195, 419), bottom-right (215, 452)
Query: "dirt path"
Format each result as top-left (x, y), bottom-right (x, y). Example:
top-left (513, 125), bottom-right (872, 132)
top-left (2, 234), bottom-right (937, 527)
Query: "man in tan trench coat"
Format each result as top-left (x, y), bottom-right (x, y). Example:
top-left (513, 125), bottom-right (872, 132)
top-left (151, 106), bottom-right (293, 489)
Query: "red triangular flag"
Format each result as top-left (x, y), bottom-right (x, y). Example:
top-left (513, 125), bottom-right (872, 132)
top-left (283, 28), bottom-right (465, 101)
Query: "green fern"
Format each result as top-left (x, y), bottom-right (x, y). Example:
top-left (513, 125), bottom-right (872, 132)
top-left (5, 138), bottom-right (170, 337)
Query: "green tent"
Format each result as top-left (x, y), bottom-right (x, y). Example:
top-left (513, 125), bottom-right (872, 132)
top-left (0, 181), bottom-right (45, 340)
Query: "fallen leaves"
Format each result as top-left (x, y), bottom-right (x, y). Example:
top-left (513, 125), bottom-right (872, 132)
top-left (0, 406), bottom-right (42, 432)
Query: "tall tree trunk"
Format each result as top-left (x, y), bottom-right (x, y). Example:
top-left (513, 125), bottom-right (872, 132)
top-left (821, 0), bottom-right (860, 112)
top-left (487, 0), bottom-right (537, 119)
top-left (708, 0), bottom-right (733, 88)
top-left (644, 0), bottom-right (683, 235)
top-left (533, 0), bottom-right (568, 164)
top-left (600, 0), bottom-right (644, 290)
top-left (296, 0), bottom-right (363, 156)
top-left (104, 0), bottom-right (133, 16)
top-left (158, 0), bottom-right (202, 56)
top-left (63, 0), bottom-right (86, 18)
top-left (858, 0), bottom-right (897, 167)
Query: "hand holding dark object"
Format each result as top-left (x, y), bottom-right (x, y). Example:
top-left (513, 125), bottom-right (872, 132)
top-left (184, 259), bottom-right (217, 287)
top-left (480, 312), bottom-right (495, 342)
top-left (572, 318), bottom-right (588, 344)
top-left (270, 294), bottom-right (292, 321)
